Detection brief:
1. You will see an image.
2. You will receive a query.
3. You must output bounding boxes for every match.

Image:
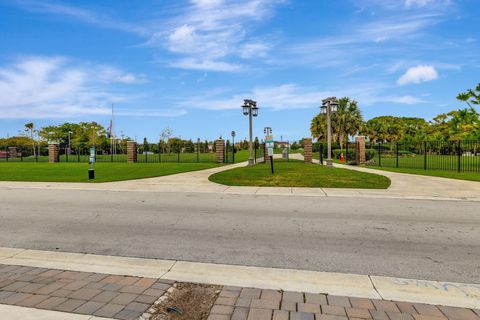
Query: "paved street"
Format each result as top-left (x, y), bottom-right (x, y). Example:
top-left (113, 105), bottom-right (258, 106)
top-left (0, 188), bottom-right (479, 284)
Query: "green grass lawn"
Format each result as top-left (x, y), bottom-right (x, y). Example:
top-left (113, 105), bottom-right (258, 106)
top-left (209, 160), bottom-right (391, 189)
top-left (0, 162), bottom-right (221, 183)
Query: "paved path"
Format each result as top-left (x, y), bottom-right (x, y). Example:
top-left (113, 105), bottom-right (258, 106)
top-left (0, 188), bottom-right (479, 284)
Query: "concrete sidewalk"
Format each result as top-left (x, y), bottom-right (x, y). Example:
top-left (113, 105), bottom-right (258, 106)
top-left (0, 247), bottom-right (479, 319)
top-left (0, 156), bottom-right (479, 201)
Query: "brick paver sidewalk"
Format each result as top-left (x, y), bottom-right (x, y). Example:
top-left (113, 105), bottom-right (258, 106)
top-left (0, 263), bottom-right (173, 319)
top-left (208, 286), bottom-right (480, 320)
top-left (2, 262), bottom-right (480, 320)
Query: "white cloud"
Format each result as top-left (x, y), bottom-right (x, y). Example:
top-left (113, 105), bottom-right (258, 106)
top-left (152, 0), bottom-right (283, 71)
top-left (170, 58), bottom-right (242, 72)
top-left (397, 65), bottom-right (439, 85)
top-left (0, 57), bottom-right (146, 119)
top-left (405, 0), bottom-right (435, 8)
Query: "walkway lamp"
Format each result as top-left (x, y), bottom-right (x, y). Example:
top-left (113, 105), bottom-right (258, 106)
top-left (321, 97), bottom-right (339, 167)
top-left (242, 99), bottom-right (259, 166)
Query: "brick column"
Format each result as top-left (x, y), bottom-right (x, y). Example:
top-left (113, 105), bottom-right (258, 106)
top-left (8, 147), bottom-right (18, 158)
top-left (356, 136), bottom-right (366, 165)
top-left (304, 138), bottom-right (312, 164)
top-left (215, 140), bottom-right (225, 163)
top-left (127, 141), bottom-right (137, 163)
top-left (48, 144), bottom-right (59, 163)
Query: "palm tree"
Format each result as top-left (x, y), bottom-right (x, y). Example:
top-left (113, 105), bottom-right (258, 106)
top-left (311, 97), bottom-right (363, 149)
top-left (333, 98), bottom-right (363, 149)
top-left (24, 122), bottom-right (36, 157)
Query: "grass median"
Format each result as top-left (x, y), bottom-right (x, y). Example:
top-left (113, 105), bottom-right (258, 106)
top-left (209, 160), bottom-right (391, 189)
top-left (0, 162), bottom-right (221, 183)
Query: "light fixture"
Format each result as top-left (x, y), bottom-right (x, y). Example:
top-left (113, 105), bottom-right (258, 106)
top-left (320, 105), bottom-right (327, 114)
top-left (252, 105), bottom-right (259, 117)
top-left (330, 100), bottom-right (339, 113)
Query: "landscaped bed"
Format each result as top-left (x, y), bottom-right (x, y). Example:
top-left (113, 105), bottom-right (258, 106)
top-left (0, 162), bottom-right (221, 183)
top-left (209, 160), bottom-right (391, 189)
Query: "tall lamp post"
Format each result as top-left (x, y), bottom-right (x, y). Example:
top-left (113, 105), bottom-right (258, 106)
top-left (231, 131), bottom-right (236, 163)
top-left (242, 99), bottom-right (259, 165)
top-left (320, 97), bottom-right (339, 167)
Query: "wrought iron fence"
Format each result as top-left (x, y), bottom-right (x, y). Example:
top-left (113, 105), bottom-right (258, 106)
top-left (365, 140), bottom-right (480, 172)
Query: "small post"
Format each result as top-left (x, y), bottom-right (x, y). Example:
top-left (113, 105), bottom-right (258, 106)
top-left (270, 155), bottom-right (274, 174)
top-left (177, 151), bottom-right (180, 163)
top-left (320, 143), bottom-right (323, 165)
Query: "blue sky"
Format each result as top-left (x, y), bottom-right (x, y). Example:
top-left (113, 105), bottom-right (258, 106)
top-left (0, 0), bottom-right (479, 142)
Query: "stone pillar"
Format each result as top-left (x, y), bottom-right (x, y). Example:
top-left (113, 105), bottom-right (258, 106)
top-left (304, 138), bottom-right (312, 164)
top-left (127, 141), bottom-right (137, 163)
top-left (356, 136), bottom-right (366, 165)
top-left (8, 147), bottom-right (18, 158)
top-left (48, 144), bottom-right (59, 163)
top-left (215, 140), bottom-right (225, 163)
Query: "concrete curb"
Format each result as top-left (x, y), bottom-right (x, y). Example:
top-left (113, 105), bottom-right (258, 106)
top-left (0, 303), bottom-right (112, 320)
top-left (1, 247), bottom-right (479, 309)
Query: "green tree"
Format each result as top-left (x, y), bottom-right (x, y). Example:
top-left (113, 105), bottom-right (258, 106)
top-left (457, 83), bottom-right (480, 107)
top-left (24, 122), bottom-right (36, 156)
top-left (310, 97), bottom-right (363, 148)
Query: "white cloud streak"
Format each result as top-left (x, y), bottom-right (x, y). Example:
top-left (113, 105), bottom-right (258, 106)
top-left (397, 65), bottom-right (439, 85)
top-left (0, 57), bottom-right (150, 119)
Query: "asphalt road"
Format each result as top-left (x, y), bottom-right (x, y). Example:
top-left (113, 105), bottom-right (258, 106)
top-left (0, 188), bottom-right (479, 284)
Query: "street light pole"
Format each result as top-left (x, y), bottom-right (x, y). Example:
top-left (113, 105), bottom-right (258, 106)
top-left (242, 99), bottom-right (259, 166)
top-left (327, 104), bottom-right (332, 166)
top-left (321, 97), bottom-right (339, 168)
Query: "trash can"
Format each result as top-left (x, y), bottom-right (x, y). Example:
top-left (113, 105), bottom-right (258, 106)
top-left (88, 168), bottom-right (95, 180)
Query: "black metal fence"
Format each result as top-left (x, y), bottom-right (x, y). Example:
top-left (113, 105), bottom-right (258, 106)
top-left (365, 140), bottom-right (480, 173)
top-left (0, 140), bottom-right (267, 164)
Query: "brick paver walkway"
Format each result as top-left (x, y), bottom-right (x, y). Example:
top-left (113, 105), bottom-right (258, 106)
top-left (2, 262), bottom-right (480, 320)
top-left (208, 286), bottom-right (480, 320)
top-left (0, 263), bottom-right (173, 320)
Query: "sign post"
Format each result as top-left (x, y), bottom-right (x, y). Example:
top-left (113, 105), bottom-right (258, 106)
top-left (88, 147), bottom-right (96, 180)
top-left (265, 134), bottom-right (274, 174)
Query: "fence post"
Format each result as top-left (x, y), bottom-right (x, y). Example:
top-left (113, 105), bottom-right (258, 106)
top-left (378, 143), bottom-right (381, 166)
top-left (396, 142), bottom-right (399, 168)
top-left (424, 141), bottom-right (427, 170)
top-left (457, 140), bottom-right (461, 172)
top-left (345, 142), bottom-right (349, 163)
top-left (197, 139), bottom-right (200, 163)
top-left (177, 151), bottom-right (180, 163)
